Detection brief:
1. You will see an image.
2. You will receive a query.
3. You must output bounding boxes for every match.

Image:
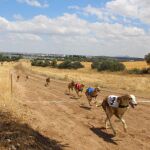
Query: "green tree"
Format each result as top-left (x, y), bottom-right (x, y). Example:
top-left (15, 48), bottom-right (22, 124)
top-left (51, 59), bottom-right (57, 67)
top-left (145, 53), bottom-right (150, 65)
top-left (97, 60), bottom-right (125, 72)
top-left (58, 60), bottom-right (84, 69)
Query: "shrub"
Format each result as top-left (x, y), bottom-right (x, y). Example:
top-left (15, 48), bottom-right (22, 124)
top-left (128, 68), bottom-right (150, 74)
top-left (64, 55), bottom-right (88, 62)
top-left (31, 59), bottom-right (50, 67)
top-left (70, 61), bottom-right (84, 69)
top-left (91, 61), bottom-right (101, 69)
top-left (127, 68), bottom-right (142, 74)
top-left (44, 60), bottom-right (50, 66)
top-left (145, 53), bottom-right (150, 65)
top-left (97, 60), bottom-right (125, 72)
top-left (50, 59), bottom-right (57, 67)
top-left (0, 54), bottom-right (22, 62)
top-left (58, 60), bottom-right (72, 69)
top-left (58, 61), bottom-right (84, 69)
top-left (141, 68), bottom-right (149, 74)
top-left (91, 58), bottom-right (109, 69)
top-left (31, 59), bottom-right (84, 69)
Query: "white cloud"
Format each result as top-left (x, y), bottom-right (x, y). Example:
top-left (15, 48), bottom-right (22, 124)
top-left (83, 5), bottom-right (117, 23)
top-left (75, 0), bottom-right (150, 25)
top-left (106, 0), bottom-right (150, 24)
top-left (0, 14), bottom-right (150, 57)
top-left (16, 0), bottom-right (49, 8)
top-left (8, 33), bottom-right (42, 41)
top-left (83, 5), bottom-right (103, 19)
top-left (1, 14), bottom-right (89, 36)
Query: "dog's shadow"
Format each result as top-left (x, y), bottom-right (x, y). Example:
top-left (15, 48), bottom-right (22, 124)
top-left (79, 105), bottom-right (91, 111)
top-left (65, 93), bottom-right (70, 96)
top-left (90, 127), bottom-right (118, 145)
top-left (70, 96), bottom-right (80, 100)
top-left (64, 91), bottom-right (70, 95)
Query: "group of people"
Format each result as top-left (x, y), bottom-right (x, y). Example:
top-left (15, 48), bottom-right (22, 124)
top-left (67, 80), bottom-right (138, 136)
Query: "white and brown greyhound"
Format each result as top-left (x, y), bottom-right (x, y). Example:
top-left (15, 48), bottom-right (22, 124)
top-left (102, 94), bottom-right (137, 136)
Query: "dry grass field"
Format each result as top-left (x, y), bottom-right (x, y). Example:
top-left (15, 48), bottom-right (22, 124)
top-left (66, 61), bottom-right (149, 70)
top-left (25, 60), bottom-right (150, 98)
top-left (0, 62), bottom-right (16, 112)
top-left (82, 61), bottom-right (149, 70)
top-left (0, 62), bottom-right (30, 120)
top-left (123, 61), bottom-right (149, 69)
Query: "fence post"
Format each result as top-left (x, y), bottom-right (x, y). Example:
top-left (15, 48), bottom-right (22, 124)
top-left (10, 73), bottom-right (13, 97)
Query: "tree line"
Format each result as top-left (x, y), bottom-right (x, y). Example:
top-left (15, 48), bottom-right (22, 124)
top-left (31, 59), bottom-right (84, 69)
top-left (0, 54), bottom-right (22, 62)
top-left (31, 53), bottom-right (150, 74)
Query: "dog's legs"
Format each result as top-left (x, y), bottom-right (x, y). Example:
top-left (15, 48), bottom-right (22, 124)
top-left (88, 99), bottom-right (92, 106)
top-left (68, 87), bottom-right (72, 95)
top-left (77, 90), bottom-right (82, 98)
top-left (105, 113), bottom-right (113, 129)
top-left (105, 117), bottom-right (109, 129)
top-left (79, 91), bottom-right (82, 97)
top-left (68, 88), bottom-right (70, 94)
top-left (93, 100), bottom-right (96, 104)
top-left (75, 90), bottom-right (79, 98)
top-left (77, 91), bottom-right (79, 97)
top-left (92, 98), bottom-right (98, 106)
top-left (119, 118), bottom-right (127, 132)
top-left (105, 107), bottom-right (116, 136)
top-left (92, 95), bottom-right (98, 106)
top-left (87, 96), bottom-right (92, 106)
top-left (45, 82), bottom-right (48, 86)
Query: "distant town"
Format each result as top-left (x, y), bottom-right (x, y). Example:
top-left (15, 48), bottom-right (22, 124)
top-left (0, 51), bottom-right (144, 62)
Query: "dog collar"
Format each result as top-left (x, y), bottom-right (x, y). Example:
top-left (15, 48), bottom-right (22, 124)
top-left (91, 94), bottom-right (97, 97)
top-left (119, 105), bottom-right (129, 108)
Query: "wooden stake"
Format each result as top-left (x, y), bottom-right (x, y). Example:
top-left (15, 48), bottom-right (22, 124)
top-left (10, 73), bottom-right (13, 97)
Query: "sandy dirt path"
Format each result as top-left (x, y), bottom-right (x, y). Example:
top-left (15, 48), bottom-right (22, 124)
top-left (12, 70), bottom-right (150, 150)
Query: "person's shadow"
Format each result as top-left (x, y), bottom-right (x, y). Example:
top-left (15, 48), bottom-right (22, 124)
top-left (90, 127), bottom-right (118, 145)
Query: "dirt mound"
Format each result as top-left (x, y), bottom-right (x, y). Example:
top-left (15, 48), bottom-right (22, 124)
top-left (0, 111), bottom-right (64, 150)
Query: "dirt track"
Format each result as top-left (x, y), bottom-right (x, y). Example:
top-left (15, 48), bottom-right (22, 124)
top-left (12, 70), bottom-right (150, 150)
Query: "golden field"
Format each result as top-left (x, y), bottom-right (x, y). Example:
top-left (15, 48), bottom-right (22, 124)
top-left (123, 61), bottom-right (149, 69)
top-left (20, 60), bottom-right (150, 98)
top-left (58, 61), bottom-right (149, 70)
top-left (0, 62), bottom-right (30, 121)
top-left (0, 60), bottom-right (150, 106)
top-left (83, 61), bottom-right (149, 70)
top-left (0, 63), bottom-right (12, 107)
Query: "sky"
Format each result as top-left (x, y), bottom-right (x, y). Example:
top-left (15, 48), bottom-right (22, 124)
top-left (0, 0), bottom-right (150, 57)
